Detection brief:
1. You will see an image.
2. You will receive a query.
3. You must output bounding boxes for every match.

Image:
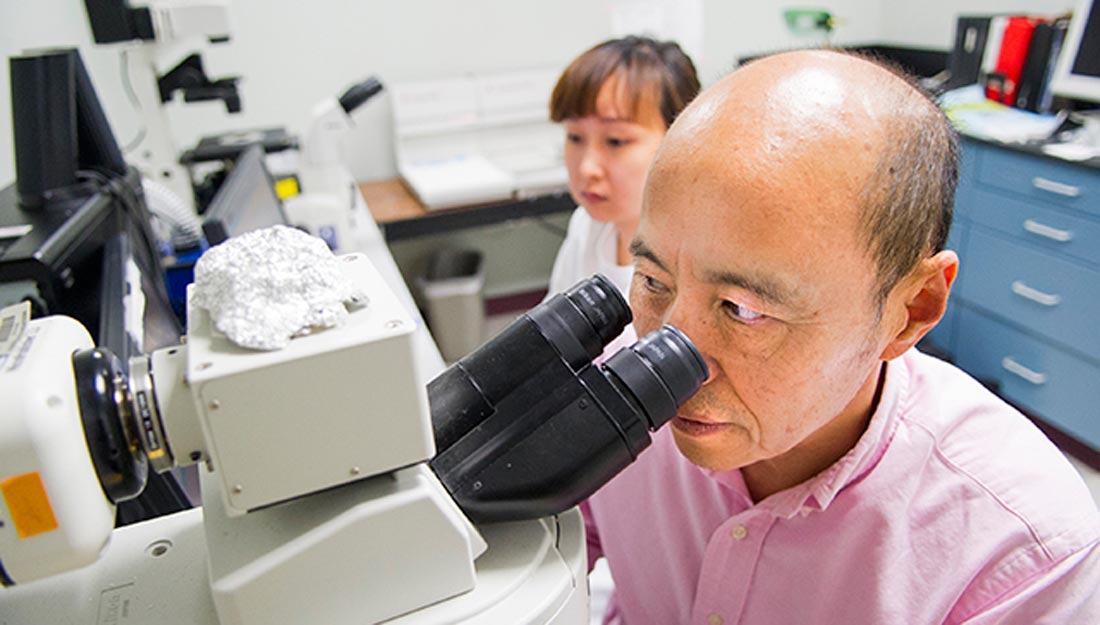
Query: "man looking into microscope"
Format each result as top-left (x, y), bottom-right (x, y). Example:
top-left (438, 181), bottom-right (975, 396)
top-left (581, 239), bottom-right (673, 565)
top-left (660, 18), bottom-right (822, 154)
top-left (582, 50), bottom-right (1100, 624)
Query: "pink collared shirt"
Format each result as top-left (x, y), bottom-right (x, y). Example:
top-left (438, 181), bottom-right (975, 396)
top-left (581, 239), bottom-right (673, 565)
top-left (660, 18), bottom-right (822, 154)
top-left (582, 349), bottom-right (1100, 624)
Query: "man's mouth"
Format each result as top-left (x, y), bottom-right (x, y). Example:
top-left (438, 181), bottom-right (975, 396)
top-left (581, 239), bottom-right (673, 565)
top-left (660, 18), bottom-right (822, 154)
top-left (581, 191), bottom-right (607, 204)
top-left (671, 415), bottom-right (731, 437)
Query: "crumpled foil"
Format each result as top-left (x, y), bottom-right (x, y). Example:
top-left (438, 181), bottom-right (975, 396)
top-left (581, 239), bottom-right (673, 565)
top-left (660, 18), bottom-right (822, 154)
top-left (192, 225), bottom-right (367, 350)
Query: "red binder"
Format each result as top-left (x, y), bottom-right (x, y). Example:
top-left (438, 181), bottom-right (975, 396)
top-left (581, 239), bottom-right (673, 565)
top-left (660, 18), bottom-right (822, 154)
top-left (985, 16), bottom-right (1039, 104)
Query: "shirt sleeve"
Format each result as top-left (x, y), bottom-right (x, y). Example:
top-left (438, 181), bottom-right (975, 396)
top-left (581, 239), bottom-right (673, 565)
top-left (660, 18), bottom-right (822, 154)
top-left (959, 540), bottom-right (1100, 625)
top-left (579, 499), bottom-right (604, 574)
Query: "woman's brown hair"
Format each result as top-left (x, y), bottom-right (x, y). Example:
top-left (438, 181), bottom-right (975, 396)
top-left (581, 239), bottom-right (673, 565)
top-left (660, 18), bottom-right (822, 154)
top-left (550, 36), bottom-right (700, 129)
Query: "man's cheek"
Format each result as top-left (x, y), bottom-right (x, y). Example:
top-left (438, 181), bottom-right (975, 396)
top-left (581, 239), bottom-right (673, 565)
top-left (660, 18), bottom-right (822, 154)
top-left (627, 300), bottom-right (661, 335)
top-left (633, 292), bottom-right (655, 332)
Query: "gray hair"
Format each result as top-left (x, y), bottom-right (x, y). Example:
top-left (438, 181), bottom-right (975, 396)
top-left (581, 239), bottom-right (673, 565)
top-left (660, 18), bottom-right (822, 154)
top-left (856, 55), bottom-right (959, 304)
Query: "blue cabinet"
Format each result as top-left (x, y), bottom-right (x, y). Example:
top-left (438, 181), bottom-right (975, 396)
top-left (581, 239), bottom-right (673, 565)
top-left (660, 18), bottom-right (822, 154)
top-left (923, 141), bottom-right (1100, 449)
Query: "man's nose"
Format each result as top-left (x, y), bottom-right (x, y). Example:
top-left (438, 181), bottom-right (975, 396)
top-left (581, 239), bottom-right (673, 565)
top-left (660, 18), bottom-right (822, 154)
top-left (661, 300), bottom-right (719, 386)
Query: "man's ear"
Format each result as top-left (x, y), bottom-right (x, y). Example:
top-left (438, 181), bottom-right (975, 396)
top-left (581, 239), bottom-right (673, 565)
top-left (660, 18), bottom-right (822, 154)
top-left (879, 250), bottom-right (959, 361)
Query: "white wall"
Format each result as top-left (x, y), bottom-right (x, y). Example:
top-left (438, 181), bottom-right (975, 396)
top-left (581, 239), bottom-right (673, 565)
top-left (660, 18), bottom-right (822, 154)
top-left (0, 0), bottom-right (607, 186)
top-left (879, 0), bottom-right (1077, 49)
top-left (1, 0), bottom-right (886, 187)
top-left (1, 1), bottom-right (1076, 297)
top-left (700, 0), bottom-right (884, 81)
top-left (2, 0), bottom-right (1083, 186)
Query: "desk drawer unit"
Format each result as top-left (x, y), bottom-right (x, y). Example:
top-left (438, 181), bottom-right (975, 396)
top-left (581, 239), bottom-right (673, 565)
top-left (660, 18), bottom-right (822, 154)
top-left (960, 228), bottom-right (1100, 360)
top-left (944, 140), bottom-right (1100, 453)
top-left (956, 305), bottom-right (1100, 449)
top-left (969, 188), bottom-right (1100, 267)
top-left (976, 147), bottom-right (1100, 216)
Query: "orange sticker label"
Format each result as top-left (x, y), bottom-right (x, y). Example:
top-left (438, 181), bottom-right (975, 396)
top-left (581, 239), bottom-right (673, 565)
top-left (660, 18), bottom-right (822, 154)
top-left (1, 472), bottom-right (59, 538)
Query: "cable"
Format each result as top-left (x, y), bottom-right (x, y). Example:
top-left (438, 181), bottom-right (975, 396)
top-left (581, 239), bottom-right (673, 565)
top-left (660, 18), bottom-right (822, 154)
top-left (141, 178), bottom-right (203, 249)
top-left (77, 168), bottom-right (169, 285)
top-left (119, 49), bottom-right (148, 154)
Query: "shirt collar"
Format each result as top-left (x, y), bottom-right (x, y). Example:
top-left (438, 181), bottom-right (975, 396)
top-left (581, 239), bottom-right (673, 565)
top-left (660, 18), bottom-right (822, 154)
top-left (700, 355), bottom-right (910, 519)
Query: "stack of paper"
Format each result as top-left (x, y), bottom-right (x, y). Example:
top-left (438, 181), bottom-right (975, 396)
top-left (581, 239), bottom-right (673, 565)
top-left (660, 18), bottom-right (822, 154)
top-left (391, 69), bottom-right (568, 210)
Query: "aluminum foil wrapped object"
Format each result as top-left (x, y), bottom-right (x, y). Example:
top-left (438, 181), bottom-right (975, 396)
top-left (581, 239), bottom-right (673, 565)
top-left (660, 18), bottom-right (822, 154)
top-left (192, 225), bottom-right (367, 350)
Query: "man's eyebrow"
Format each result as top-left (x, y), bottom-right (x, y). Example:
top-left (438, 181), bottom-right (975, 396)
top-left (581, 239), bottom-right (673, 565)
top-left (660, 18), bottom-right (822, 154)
top-left (631, 237), bottom-right (794, 307)
top-left (701, 269), bottom-right (795, 308)
top-left (629, 238), bottom-right (667, 272)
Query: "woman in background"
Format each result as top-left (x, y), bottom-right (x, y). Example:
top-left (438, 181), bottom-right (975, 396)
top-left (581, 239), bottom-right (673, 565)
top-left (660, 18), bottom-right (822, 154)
top-left (547, 36), bottom-right (700, 354)
top-left (547, 36), bottom-right (700, 625)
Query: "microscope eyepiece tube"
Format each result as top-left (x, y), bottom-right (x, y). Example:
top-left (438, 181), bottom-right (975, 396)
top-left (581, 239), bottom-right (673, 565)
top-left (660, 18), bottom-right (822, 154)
top-left (602, 325), bottom-right (708, 431)
top-left (429, 274), bottom-right (631, 452)
top-left (526, 273), bottom-right (632, 366)
top-left (428, 275), bottom-right (708, 523)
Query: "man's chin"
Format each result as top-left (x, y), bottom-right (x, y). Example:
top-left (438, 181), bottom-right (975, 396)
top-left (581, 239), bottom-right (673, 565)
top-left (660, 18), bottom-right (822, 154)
top-left (670, 427), bottom-right (748, 472)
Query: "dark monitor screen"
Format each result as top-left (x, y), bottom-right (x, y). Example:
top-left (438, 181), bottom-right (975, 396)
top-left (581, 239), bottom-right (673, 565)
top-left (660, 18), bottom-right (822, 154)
top-left (1053, 0), bottom-right (1100, 103)
top-left (1071, 1), bottom-right (1100, 78)
top-left (201, 144), bottom-right (287, 245)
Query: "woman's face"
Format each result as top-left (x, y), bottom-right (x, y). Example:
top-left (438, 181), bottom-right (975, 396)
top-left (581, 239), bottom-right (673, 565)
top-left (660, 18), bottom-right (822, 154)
top-left (562, 82), bottom-right (667, 229)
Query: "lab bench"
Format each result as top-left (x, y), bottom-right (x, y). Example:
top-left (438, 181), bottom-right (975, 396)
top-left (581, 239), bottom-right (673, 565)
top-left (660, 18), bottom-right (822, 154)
top-left (358, 178), bottom-right (573, 242)
top-left (923, 138), bottom-right (1100, 465)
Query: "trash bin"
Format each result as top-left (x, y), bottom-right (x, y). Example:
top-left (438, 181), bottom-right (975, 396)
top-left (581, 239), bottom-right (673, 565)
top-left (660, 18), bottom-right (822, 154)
top-left (418, 249), bottom-right (486, 362)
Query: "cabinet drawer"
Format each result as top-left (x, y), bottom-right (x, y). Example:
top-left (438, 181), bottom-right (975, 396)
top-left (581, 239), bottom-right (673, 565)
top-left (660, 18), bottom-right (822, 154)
top-left (956, 305), bottom-right (1100, 449)
top-left (970, 187), bottom-right (1100, 267)
top-left (976, 147), bottom-right (1100, 216)
top-left (959, 229), bottom-right (1100, 359)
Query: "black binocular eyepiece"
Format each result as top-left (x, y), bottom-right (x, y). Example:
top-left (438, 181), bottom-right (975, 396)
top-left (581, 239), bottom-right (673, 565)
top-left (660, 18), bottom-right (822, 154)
top-left (429, 275), bottom-right (708, 523)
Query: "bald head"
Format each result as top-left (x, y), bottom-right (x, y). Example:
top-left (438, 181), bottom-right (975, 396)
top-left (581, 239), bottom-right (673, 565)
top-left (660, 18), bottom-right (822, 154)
top-left (651, 50), bottom-right (958, 303)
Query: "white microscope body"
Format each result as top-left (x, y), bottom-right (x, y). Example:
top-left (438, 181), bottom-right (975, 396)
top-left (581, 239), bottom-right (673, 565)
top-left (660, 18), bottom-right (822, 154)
top-left (0, 253), bottom-right (587, 624)
top-left (283, 79), bottom-right (385, 253)
top-left (114, 1), bottom-right (236, 213)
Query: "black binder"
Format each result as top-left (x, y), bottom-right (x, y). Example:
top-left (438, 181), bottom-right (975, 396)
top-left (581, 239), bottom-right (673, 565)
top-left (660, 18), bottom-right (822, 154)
top-left (1038, 19), bottom-right (1070, 113)
top-left (1016, 22), bottom-right (1055, 111)
top-left (948, 16), bottom-right (992, 88)
top-left (1015, 20), bottom-right (1070, 112)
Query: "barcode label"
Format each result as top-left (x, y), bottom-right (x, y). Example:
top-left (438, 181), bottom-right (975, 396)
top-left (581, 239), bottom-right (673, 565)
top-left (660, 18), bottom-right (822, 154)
top-left (0, 301), bottom-right (30, 356)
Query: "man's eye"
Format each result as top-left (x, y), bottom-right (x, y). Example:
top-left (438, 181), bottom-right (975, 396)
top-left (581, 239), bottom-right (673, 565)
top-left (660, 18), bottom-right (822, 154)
top-left (607, 137), bottom-right (629, 147)
top-left (566, 133), bottom-right (583, 144)
top-left (641, 274), bottom-right (669, 294)
top-left (722, 301), bottom-right (765, 323)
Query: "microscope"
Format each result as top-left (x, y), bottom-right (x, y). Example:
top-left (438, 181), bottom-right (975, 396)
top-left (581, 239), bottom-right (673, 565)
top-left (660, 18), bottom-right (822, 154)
top-left (0, 250), bottom-right (706, 624)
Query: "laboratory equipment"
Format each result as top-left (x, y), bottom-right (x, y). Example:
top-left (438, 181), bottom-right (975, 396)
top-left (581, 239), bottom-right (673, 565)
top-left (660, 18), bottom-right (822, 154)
top-left (200, 145), bottom-right (289, 245)
top-left (0, 255), bottom-right (706, 624)
top-left (1, 48), bottom-right (180, 360)
top-left (84, 0), bottom-right (241, 212)
top-left (282, 77), bottom-right (385, 252)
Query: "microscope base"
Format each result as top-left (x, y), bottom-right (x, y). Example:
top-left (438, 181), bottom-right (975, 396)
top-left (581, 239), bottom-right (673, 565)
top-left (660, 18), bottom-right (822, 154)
top-left (0, 498), bottom-right (587, 624)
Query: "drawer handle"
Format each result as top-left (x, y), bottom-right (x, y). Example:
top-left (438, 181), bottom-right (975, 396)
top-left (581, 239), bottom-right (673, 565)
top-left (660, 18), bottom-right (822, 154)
top-left (1001, 357), bottom-right (1048, 386)
top-left (1031, 177), bottom-right (1081, 198)
top-left (1023, 219), bottom-right (1074, 243)
top-left (1010, 280), bottom-right (1061, 307)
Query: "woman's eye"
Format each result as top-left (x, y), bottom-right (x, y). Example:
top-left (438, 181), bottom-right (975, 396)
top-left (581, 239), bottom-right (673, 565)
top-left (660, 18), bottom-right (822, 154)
top-left (723, 301), bottom-right (765, 323)
top-left (607, 137), bottom-right (628, 147)
top-left (566, 133), bottom-right (583, 144)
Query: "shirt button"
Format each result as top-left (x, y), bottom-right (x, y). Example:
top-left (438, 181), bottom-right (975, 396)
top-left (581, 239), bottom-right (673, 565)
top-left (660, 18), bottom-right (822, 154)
top-left (730, 524), bottom-right (748, 540)
top-left (708, 613), bottom-right (724, 625)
